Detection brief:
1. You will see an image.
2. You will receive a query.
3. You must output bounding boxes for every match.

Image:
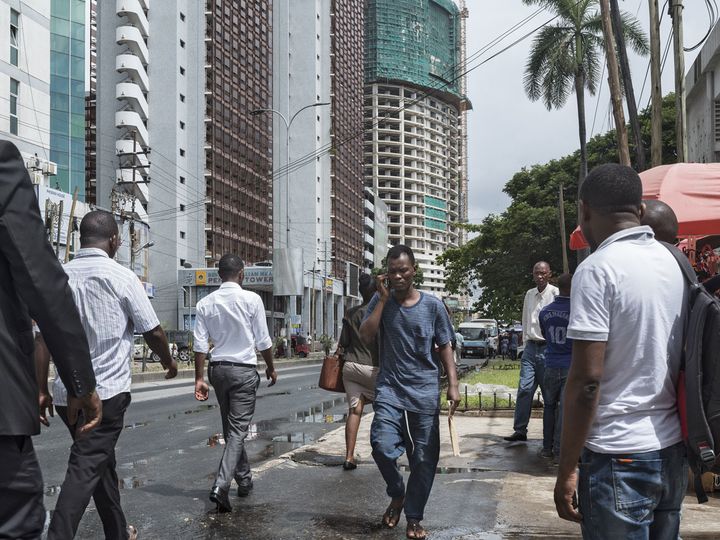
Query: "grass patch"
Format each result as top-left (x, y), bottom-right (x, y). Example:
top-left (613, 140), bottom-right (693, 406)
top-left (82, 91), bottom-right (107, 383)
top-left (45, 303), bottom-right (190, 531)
top-left (459, 362), bottom-right (521, 389)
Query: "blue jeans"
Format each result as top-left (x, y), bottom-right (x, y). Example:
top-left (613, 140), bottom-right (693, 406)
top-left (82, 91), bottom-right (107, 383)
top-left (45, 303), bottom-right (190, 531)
top-left (370, 401), bottom-right (440, 521)
top-left (542, 366), bottom-right (568, 453)
top-left (578, 442), bottom-right (688, 540)
top-left (512, 341), bottom-right (546, 435)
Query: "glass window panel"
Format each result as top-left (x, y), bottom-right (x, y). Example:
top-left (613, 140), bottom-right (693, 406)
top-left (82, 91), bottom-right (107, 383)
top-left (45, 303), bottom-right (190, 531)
top-left (10, 79), bottom-right (19, 94)
top-left (71, 155), bottom-right (85, 173)
top-left (10, 116), bottom-right (18, 135)
top-left (10, 96), bottom-right (17, 115)
top-left (52, 0), bottom-right (70, 18)
top-left (70, 118), bottom-right (84, 139)
top-left (10, 47), bottom-right (18, 66)
top-left (10, 27), bottom-right (18, 47)
top-left (51, 34), bottom-right (70, 54)
top-left (51, 112), bottom-right (70, 135)
top-left (11, 9), bottom-right (19, 26)
top-left (71, 79), bottom-right (83, 96)
top-left (71, 23), bottom-right (83, 41)
top-left (71, 0), bottom-right (85, 22)
top-left (70, 57), bottom-right (83, 80)
top-left (70, 37), bottom-right (83, 58)
top-left (52, 135), bottom-right (70, 154)
top-left (50, 75), bottom-right (69, 93)
top-left (51, 92), bottom-right (69, 112)
top-left (51, 51), bottom-right (70, 75)
top-left (70, 96), bottom-right (84, 115)
top-left (51, 18), bottom-right (71, 37)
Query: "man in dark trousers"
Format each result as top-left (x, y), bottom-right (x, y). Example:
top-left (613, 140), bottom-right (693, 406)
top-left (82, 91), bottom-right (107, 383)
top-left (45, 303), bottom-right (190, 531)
top-left (0, 141), bottom-right (101, 539)
top-left (360, 244), bottom-right (460, 540)
top-left (193, 254), bottom-right (277, 513)
top-left (41, 210), bottom-right (177, 540)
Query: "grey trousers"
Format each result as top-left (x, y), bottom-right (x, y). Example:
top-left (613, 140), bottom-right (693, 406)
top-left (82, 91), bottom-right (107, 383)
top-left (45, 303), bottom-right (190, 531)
top-left (208, 364), bottom-right (260, 491)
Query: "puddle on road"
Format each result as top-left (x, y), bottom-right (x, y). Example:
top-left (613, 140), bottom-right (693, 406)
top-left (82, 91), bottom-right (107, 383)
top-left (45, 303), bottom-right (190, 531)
top-left (398, 465), bottom-right (493, 474)
top-left (120, 476), bottom-right (149, 489)
top-left (292, 397), bottom-right (348, 423)
top-left (124, 421), bottom-right (150, 430)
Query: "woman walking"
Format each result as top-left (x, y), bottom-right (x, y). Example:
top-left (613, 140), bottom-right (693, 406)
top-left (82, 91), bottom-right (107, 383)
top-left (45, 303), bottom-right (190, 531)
top-left (339, 274), bottom-right (379, 470)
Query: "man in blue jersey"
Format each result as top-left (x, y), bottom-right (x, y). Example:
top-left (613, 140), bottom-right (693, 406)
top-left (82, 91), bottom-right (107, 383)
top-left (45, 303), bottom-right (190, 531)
top-left (539, 273), bottom-right (573, 459)
top-left (360, 244), bottom-right (460, 540)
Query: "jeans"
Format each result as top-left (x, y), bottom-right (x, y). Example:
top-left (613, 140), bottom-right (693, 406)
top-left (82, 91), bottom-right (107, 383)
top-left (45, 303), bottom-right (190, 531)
top-left (542, 366), bottom-right (568, 454)
top-left (578, 442), bottom-right (688, 540)
top-left (512, 340), bottom-right (546, 435)
top-left (370, 401), bottom-right (440, 521)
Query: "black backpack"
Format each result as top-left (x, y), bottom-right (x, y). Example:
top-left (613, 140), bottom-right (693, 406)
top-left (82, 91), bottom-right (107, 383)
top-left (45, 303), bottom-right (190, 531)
top-left (664, 243), bottom-right (720, 503)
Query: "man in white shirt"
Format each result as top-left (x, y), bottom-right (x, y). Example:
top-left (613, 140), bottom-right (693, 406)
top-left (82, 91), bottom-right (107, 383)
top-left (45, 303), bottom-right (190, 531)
top-left (41, 210), bottom-right (177, 540)
top-left (554, 164), bottom-right (688, 539)
top-left (193, 254), bottom-right (277, 513)
top-left (505, 261), bottom-right (558, 442)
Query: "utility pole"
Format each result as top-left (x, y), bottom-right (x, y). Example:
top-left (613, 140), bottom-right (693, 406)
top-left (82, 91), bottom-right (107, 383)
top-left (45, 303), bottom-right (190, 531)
top-left (54, 200), bottom-right (64, 257)
top-left (670, 0), bottom-right (688, 161)
top-left (609, 0), bottom-right (645, 170)
top-left (599, 0), bottom-right (631, 166)
top-left (64, 186), bottom-right (79, 263)
top-left (649, 0), bottom-right (664, 167)
top-left (559, 185), bottom-right (569, 274)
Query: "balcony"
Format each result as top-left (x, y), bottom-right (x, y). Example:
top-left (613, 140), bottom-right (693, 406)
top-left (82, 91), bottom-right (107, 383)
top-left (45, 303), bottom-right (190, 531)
top-left (116, 54), bottom-right (149, 91)
top-left (364, 216), bottom-right (373, 229)
top-left (364, 250), bottom-right (374, 263)
top-left (117, 0), bottom-right (149, 37)
top-left (117, 26), bottom-right (149, 65)
top-left (364, 198), bottom-right (374, 212)
top-left (115, 167), bottom-right (149, 192)
top-left (116, 110), bottom-right (149, 147)
top-left (116, 82), bottom-right (148, 119)
top-left (364, 233), bottom-right (374, 246)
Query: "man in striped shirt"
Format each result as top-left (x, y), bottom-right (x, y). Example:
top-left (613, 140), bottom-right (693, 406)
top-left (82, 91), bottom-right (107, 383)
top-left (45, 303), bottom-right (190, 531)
top-left (38, 210), bottom-right (177, 540)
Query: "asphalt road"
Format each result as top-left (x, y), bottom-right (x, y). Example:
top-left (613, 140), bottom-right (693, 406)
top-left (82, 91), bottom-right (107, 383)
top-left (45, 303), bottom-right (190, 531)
top-left (34, 362), bottom-right (350, 538)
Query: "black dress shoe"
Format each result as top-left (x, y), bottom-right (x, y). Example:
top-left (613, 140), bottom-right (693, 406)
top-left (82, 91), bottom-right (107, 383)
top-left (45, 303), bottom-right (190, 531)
top-left (237, 481), bottom-right (253, 497)
top-left (503, 432), bottom-right (527, 442)
top-left (209, 486), bottom-right (232, 512)
top-left (342, 460), bottom-right (357, 471)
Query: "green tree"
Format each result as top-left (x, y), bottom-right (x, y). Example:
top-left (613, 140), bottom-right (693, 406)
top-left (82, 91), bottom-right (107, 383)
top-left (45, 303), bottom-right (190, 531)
top-left (523, 0), bottom-right (648, 185)
top-left (438, 94), bottom-right (676, 322)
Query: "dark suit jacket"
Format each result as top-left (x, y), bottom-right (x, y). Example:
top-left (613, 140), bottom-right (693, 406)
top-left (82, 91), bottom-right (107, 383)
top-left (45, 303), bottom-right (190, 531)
top-left (0, 141), bottom-right (95, 436)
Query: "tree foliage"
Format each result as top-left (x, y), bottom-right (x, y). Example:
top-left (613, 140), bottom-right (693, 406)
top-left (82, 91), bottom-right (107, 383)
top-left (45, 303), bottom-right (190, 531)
top-left (438, 94), bottom-right (677, 322)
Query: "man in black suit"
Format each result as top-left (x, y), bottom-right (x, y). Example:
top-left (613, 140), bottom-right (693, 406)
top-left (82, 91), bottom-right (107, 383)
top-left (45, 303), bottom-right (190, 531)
top-left (0, 141), bottom-right (101, 539)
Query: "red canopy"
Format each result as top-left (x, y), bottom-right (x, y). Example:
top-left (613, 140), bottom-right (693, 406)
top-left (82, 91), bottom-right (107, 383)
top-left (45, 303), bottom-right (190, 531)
top-left (570, 163), bottom-right (720, 250)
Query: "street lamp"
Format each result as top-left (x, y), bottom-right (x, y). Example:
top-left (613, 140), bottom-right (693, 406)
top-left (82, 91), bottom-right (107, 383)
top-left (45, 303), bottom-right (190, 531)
top-left (251, 102), bottom-right (330, 354)
top-left (251, 102), bottom-right (330, 247)
top-left (132, 240), bottom-right (154, 255)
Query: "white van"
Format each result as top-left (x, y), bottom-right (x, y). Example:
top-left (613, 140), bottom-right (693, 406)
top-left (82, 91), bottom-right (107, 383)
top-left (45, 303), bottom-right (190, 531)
top-left (458, 319), bottom-right (499, 359)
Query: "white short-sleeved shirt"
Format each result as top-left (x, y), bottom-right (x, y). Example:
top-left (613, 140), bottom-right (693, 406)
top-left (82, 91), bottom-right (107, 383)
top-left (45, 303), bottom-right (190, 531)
top-left (53, 248), bottom-right (160, 405)
top-left (522, 284), bottom-right (559, 342)
top-left (568, 226), bottom-right (687, 453)
top-left (193, 282), bottom-right (272, 365)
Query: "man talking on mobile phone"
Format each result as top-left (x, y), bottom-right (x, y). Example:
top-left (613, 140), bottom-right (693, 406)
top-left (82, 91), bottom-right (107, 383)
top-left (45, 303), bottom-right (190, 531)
top-left (360, 244), bottom-right (459, 540)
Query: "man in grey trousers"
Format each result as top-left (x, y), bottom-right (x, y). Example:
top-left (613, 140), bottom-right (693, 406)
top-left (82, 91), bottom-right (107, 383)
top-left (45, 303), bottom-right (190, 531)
top-left (193, 254), bottom-right (277, 512)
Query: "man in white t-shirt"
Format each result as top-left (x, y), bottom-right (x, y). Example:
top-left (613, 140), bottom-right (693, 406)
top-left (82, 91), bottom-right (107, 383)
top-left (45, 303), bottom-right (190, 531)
top-left (554, 164), bottom-right (688, 539)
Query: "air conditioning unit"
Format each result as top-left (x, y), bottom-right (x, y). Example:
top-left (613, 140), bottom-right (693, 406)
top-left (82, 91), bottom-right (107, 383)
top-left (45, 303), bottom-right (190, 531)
top-left (30, 171), bottom-right (44, 185)
top-left (43, 162), bottom-right (58, 175)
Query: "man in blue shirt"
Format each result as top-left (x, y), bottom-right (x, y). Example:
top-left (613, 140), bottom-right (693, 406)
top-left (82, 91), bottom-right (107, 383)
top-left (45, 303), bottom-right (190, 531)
top-left (360, 245), bottom-right (459, 540)
top-left (539, 273), bottom-right (573, 459)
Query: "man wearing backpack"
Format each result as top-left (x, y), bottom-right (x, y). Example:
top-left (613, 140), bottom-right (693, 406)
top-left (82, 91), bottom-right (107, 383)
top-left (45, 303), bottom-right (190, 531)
top-left (554, 164), bottom-right (688, 539)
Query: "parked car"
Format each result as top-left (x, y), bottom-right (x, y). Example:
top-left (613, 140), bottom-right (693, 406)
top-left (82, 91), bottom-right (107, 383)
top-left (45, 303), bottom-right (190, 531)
top-left (149, 330), bottom-right (193, 363)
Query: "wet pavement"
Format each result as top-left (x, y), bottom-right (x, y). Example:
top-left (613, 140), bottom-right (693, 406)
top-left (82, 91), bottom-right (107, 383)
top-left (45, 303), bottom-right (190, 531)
top-left (33, 359), bottom-right (720, 538)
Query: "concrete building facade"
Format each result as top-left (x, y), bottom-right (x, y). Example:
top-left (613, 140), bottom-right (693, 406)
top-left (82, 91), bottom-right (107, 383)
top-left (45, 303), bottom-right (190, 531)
top-left (364, 0), bottom-right (469, 299)
top-left (271, 0), bottom-right (364, 339)
top-left (687, 21), bottom-right (720, 164)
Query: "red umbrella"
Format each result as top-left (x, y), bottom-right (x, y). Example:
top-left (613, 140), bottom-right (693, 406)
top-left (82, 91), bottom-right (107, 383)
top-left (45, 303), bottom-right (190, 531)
top-left (570, 163), bottom-right (720, 250)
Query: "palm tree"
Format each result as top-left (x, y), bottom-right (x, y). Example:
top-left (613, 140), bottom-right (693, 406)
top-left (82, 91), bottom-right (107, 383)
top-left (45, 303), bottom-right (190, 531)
top-left (523, 0), bottom-right (648, 187)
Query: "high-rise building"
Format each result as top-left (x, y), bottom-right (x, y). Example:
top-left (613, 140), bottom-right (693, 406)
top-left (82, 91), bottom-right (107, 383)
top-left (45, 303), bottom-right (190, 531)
top-left (271, 0), bottom-right (364, 339)
top-left (95, 1), bottom-right (274, 328)
top-left (84, 0), bottom-right (96, 204)
top-left (1, 1), bottom-right (55, 176)
top-left (50, 0), bottom-right (86, 197)
top-left (364, 0), bottom-right (470, 298)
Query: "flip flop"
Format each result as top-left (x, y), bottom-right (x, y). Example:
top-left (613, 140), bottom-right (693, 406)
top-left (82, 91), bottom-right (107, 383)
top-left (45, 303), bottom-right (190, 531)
top-left (406, 520), bottom-right (427, 539)
top-left (382, 501), bottom-right (403, 528)
top-left (128, 525), bottom-right (138, 540)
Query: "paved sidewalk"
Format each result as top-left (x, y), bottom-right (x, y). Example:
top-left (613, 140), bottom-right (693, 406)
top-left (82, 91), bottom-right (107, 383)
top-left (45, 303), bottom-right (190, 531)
top-left (204, 412), bottom-right (720, 539)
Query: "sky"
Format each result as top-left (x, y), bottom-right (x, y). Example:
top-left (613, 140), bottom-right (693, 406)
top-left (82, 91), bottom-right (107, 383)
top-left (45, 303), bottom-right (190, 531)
top-left (464, 0), bottom-right (712, 225)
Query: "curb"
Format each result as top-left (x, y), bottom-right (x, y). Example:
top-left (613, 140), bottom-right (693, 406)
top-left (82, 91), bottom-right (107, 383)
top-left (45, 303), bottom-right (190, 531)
top-left (130, 356), bottom-right (323, 384)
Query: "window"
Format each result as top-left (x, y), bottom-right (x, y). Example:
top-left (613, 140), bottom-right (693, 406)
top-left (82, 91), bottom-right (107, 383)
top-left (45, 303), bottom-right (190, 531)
top-left (180, 204), bottom-right (185, 211)
top-left (179, 176), bottom-right (185, 184)
top-left (179, 12), bottom-right (185, 21)
top-left (180, 231), bottom-right (186, 239)
top-left (179, 66), bottom-right (185, 76)
top-left (179, 93), bottom-right (185, 102)
top-left (10, 9), bottom-right (19, 66)
top-left (179, 148), bottom-right (185, 157)
top-left (9, 78), bottom-right (18, 135)
top-left (179, 121), bottom-right (185, 130)
top-left (180, 39), bottom-right (185, 48)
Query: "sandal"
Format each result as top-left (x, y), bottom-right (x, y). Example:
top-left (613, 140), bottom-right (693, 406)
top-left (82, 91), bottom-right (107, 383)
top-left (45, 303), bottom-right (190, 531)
top-left (127, 525), bottom-right (138, 540)
top-left (382, 498), bottom-right (404, 528)
top-left (406, 520), bottom-right (427, 539)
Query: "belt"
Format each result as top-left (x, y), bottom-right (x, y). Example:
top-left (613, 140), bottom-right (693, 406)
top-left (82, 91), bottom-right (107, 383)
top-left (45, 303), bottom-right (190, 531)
top-left (209, 361), bottom-right (257, 369)
top-left (528, 339), bottom-right (546, 345)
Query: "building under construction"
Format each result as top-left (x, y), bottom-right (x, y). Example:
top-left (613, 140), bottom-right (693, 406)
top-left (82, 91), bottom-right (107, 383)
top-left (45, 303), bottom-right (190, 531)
top-left (364, 0), bottom-right (470, 302)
